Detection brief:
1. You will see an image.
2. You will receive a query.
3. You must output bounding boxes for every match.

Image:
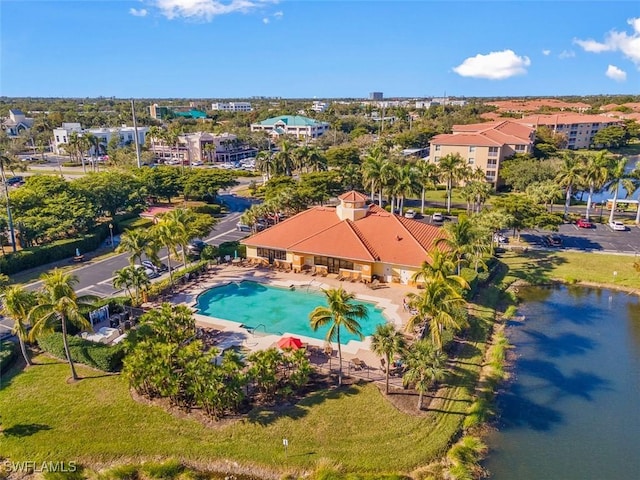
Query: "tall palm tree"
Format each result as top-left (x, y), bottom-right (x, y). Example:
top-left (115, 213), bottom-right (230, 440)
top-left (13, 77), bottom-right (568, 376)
top-left (152, 219), bottom-right (181, 286)
top-left (437, 153), bottom-right (466, 213)
top-left (362, 147), bottom-right (386, 203)
top-left (395, 163), bottom-right (421, 213)
top-left (116, 229), bottom-right (158, 266)
top-left (406, 280), bottom-right (467, 351)
top-left (436, 217), bottom-right (476, 275)
top-left (309, 287), bottom-right (367, 386)
top-left (162, 208), bottom-right (197, 265)
top-left (255, 150), bottom-right (276, 180)
top-left (583, 151), bottom-right (611, 220)
top-left (0, 155), bottom-right (18, 252)
top-left (555, 151), bottom-right (583, 219)
top-left (2, 285), bottom-right (38, 366)
top-left (380, 160), bottom-right (400, 212)
top-left (370, 323), bottom-right (406, 394)
top-left (28, 269), bottom-right (97, 380)
top-left (113, 266), bottom-right (134, 301)
top-left (605, 156), bottom-right (628, 224)
top-left (403, 339), bottom-right (447, 410)
top-left (274, 139), bottom-right (296, 176)
top-left (415, 160), bottom-right (438, 215)
top-left (410, 249), bottom-right (469, 291)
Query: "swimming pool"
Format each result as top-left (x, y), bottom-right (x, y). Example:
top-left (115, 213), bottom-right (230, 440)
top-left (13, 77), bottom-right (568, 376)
top-left (196, 281), bottom-right (388, 344)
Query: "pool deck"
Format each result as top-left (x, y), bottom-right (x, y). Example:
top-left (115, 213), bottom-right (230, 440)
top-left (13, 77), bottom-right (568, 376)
top-left (145, 263), bottom-right (418, 385)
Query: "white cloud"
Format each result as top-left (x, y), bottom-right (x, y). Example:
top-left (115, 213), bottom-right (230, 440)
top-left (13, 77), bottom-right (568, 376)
top-left (148, 0), bottom-right (279, 22)
top-left (542, 49), bottom-right (551, 56)
top-left (606, 64), bottom-right (627, 82)
top-left (262, 17), bottom-right (269, 24)
top-left (574, 17), bottom-right (640, 66)
top-left (129, 8), bottom-right (148, 17)
top-left (273, 10), bottom-right (283, 18)
top-left (453, 50), bottom-right (531, 80)
top-left (558, 50), bottom-right (575, 59)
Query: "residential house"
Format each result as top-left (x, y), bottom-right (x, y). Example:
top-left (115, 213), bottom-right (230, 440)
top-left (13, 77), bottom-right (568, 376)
top-left (2, 109), bottom-right (34, 137)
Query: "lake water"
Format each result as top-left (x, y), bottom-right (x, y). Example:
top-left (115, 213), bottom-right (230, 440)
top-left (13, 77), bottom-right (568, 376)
top-left (485, 285), bottom-right (640, 480)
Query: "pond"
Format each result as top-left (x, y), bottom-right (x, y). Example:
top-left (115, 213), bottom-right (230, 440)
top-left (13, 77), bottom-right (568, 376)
top-left (485, 285), bottom-right (640, 480)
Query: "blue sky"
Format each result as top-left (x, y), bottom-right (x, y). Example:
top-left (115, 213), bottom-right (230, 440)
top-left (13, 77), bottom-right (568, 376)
top-left (1, 1), bottom-right (639, 99)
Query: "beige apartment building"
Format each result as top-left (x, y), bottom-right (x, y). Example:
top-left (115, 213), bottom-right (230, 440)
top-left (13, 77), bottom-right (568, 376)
top-left (429, 120), bottom-right (535, 186)
top-left (149, 132), bottom-right (256, 164)
top-left (515, 114), bottom-right (622, 150)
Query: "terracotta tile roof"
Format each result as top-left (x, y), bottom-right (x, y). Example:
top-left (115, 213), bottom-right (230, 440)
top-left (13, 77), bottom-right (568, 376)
top-left (431, 120), bottom-right (533, 147)
top-left (516, 113), bottom-right (621, 126)
top-left (486, 99), bottom-right (591, 112)
top-left (431, 133), bottom-right (501, 147)
top-left (242, 203), bottom-right (445, 268)
top-left (338, 190), bottom-right (369, 202)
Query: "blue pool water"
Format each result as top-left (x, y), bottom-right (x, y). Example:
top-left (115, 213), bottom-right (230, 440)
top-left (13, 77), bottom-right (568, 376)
top-left (196, 281), bottom-right (387, 343)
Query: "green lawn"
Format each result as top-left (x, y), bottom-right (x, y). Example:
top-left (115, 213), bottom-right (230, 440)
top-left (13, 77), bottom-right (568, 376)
top-left (500, 250), bottom-right (640, 290)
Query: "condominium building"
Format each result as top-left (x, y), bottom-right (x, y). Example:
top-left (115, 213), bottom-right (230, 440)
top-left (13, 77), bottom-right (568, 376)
top-left (429, 120), bottom-right (535, 185)
top-left (250, 115), bottom-right (330, 139)
top-left (369, 92), bottom-right (383, 101)
top-left (52, 124), bottom-right (149, 155)
top-left (211, 102), bottom-right (252, 112)
top-left (311, 101), bottom-right (329, 112)
top-left (149, 104), bottom-right (207, 120)
top-left (515, 114), bottom-right (622, 150)
top-left (2, 109), bottom-right (34, 137)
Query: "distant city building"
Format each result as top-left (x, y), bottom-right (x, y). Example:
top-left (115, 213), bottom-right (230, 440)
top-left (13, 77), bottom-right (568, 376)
top-left (369, 92), bottom-right (383, 101)
top-left (250, 115), bottom-right (330, 139)
top-left (311, 101), bottom-right (329, 112)
top-left (429, 120), bottom-right (535, 186)
top-left (486, 99), bottom-right (591, 114)
top-left (2, 109), bottom-right (34, 137)
top-left (211, 102), bottom-right (253, 112)
top-left (514, 114), bottom-right (621, 150)
top-left (148, 103), bottom-right (207, 120)
top-left (148, 132), bottom-right (256, 164)
top-left (415, 98), bottom-right (468, 109)
top-left (52, 124), bottom-right (149, 155)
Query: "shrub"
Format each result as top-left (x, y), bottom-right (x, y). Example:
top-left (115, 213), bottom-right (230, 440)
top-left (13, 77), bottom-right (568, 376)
top-left (37, 333), bottom-right (125, 372)
top-left (118, 217), bottom-right (153, 232)
top-left (190, 204), bottom-right (221, 215)
top-left (0, 340), bottom-right (18, 372)
top-left (92, 296), bottom-right (132, 312)
top-left (218, 241), bottom-right (246, 259)
top-left (460, 268), bottom-right (478, 298)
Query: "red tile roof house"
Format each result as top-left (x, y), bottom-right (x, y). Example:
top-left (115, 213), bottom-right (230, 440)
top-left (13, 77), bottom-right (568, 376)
top-left (241, 191), bottom-right (446, 285)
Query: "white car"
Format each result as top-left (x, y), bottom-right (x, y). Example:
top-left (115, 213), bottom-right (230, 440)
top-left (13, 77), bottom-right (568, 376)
top-left (404, 209), bottom-right (416, 219)
top-left (135, 264), bottom-right (159, 279)
top-left (432, 212), bottom-right (444, 222)
top-left (609, 221), bottom-right (628, 231)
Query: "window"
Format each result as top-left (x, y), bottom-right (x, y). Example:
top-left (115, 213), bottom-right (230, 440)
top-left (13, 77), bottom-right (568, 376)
top-left (257, 248), bottom-right (287, 263)
top-left (435, 145), bottom-right (441, 151)
top-left (487, 159), bottom-right (497, 168)
top-left (488, 147), bottom-right (499, 156)
top-left (434, 156), bottom-right (440, 163)
top-left (314, 256), bottom-right (354, 274)
top-left (469, 146), bottom-right (476, 153)
top-left (56, 136), bottom-right (60, 142)
top-left (515, 144), bottom-right (526, 152)
top-left (486, 171), bottom-right (496, 181)
top-left (468, 158), bottom-right (475, 164)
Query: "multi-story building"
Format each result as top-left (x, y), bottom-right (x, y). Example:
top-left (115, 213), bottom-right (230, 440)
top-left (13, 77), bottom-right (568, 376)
top-left (515, 114), bottom-right (621, 150)
top-left (486, 99), bottom-right (591, 114)
top-left (250, 115), bottom-right (330, 139)
top-left (311, 101), bottom-right (328, 112)
top-left (369, 92), bottom-right (383, 101)
top-left (149, 104), bottom-right (207, 120)
top-left (210, 102), bottom-right (252, 112)
top-left (2, 109), bottom-right (34, 137)
top-left (429, 120), bottom-right (535, 186)
top-left (148, 132), bottom-right (256, 164)
top-left (52, 124), bottom-right (149, 154)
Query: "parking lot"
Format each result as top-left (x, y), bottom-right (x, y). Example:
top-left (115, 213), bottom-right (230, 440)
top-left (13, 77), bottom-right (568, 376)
top-left (519, 222), bottom-right (640, 254)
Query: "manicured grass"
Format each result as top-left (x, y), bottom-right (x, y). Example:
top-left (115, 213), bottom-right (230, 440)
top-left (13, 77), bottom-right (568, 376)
top-left (500, 250), bottom-right (640, 290)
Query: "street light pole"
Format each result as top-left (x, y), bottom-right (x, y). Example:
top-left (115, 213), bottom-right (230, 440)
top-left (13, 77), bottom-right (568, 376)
top-left (131, 99), bottom-right (142, 169)
top-left (109, 223), bottom-right (114, 248)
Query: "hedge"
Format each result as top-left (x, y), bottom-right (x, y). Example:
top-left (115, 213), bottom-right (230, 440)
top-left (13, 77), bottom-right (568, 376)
top-left (218, 241), bottom-right (246, 258)
top-left (0, 226), bottom-right (109, 275)
top-left (37, 332), bottom-right (125, 372)
top-left (0, 340), bottom-right (18, 373)
top-left (190, 204), bottom-right (221, 215)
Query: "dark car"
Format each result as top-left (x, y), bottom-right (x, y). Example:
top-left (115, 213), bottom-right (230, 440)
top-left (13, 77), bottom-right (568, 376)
top-left (6, 176), bottom-right (24, 186)
top-left (544, 235), bottom-right (562, 247)
top-left (576, 218), bottom-right (594, 228)
top-left (188, 240), bottom-right (208, 252)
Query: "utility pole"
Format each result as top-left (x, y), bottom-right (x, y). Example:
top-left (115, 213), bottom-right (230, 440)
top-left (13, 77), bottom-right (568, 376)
top-left (131, 99), bottom-right (142, 168)
top-left (0, 159), bottom-right (17, 252)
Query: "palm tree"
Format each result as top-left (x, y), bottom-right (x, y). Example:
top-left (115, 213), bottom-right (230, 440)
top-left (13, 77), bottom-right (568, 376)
top-left (436, 217), bottom-right (476, 275)
top-left (437, 153), bottom-right (466, 213)
top-left (116, 229), bottom-right (158, 266)
top-left (415, 160), bottom-right (439, 215)
top-left (2, 285), bottom-right (38, 366)
top-left (370, 323), bottom-right (406, 394)
top-left (395, 163), bottom-right (421, 213)
top-left (403, 339), bottom-right (447, 410)
top-left (152, 219), bottom-right (181, 286)
top-left (0, 155), bottom-right (18, 252)
top-left (583, 151), bottom-right (611, 221)
top-left (362, 147), bottom-right (386, 203)
top-left (309, 287), bottom-right (367, 386)
top-left (274, 139), bottom-right (296, 176)
top-left (28, 269), bottom-right (97, 380)
top-left (112, 266), bottom-right (135, 300)
top-left (605, 156), bottom-right (628, 224)
top-left (410, 249), bottom-right (469, 292)
top-left (256, 150), bottom-right (276, 181)
top-left (162, 208), bottom-right (197, 265)
top-left (406, 280), bottom-right (467, 351)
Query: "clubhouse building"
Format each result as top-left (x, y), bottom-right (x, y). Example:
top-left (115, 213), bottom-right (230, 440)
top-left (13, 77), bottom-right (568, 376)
top-left (241, 191), bottom-right (445, 285)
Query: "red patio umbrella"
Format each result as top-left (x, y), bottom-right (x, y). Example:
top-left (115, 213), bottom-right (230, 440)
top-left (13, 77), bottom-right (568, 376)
top-left (277, 336), bottom-right (303, 350)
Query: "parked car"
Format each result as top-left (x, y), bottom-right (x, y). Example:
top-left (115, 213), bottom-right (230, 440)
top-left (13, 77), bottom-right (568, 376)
top-left (432, 212), bottom-right (444, 222)
top-left (187, 239), bottom-right (208, 255)
top-left (609, 220), bottom-right (628, 231)
top-left (576, 218), bottom-right (594, 228)
top-left (236, 223), bottom-right (251, 232)
top-left (142, 260), bottom-right (168, 273)
top-left (493, 233), bottom-right (508, 244)
top-left (544, 235), bottom-right (563, 247)
top-left (134, 264), bottom-right (159, 279)
top-left (404, 209), bottom-right (416, 219)
top-left (6, 176), bottom-right (24, 186)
